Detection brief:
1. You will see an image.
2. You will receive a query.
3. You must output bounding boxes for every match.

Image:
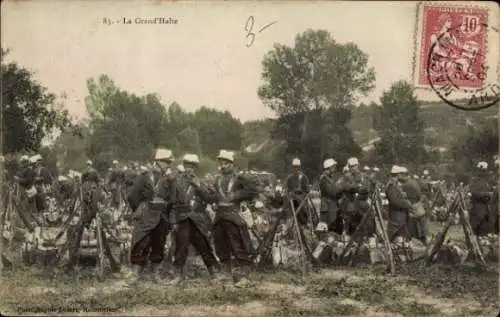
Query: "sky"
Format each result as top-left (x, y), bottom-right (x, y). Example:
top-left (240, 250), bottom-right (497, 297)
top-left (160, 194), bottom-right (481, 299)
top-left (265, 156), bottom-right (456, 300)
top-left (2, 1), bottom-right (499, 122)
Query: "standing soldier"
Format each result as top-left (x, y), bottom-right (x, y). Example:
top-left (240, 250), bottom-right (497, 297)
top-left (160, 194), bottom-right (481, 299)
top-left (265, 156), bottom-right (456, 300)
top-left (404, 172), bottom-right (428, 246)
top-left (339, 157), bottom-right (375, 243)
top-left (386, 165), bottom-right (412, 246)
top-left (62, 160), bottom-right (119, 273)
top-left (127, 149), bottom-right (174, 285)
top-left (284, 158), bottom-right (310, 226)
top-left (30, 154), bottom-right (52, 213)
top-left (318, 158), bottom-right (343, 234)
top-left (108, 160), bottom-right (124, 208)
top-left (469, 161), bottom-right (495, 239)
top-left (212, 150), bottom-right (260, 287)
top-left (167, 154), bottom-right (223, 285)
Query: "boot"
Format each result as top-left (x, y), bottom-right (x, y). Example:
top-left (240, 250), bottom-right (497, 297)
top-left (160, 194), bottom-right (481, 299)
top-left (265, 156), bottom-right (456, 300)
top-left (234, 264), bottom-right (253, 288)
top-left (219, 261), bottom-right (233, 280)
top-left (124, 264), bottom-right (142, 288)
top-left (151, 263), bottom-right (162, 283)
top-left (207, 265), bottom-right (229, 283)
top-left (167, 266), bottom-right (185, 286)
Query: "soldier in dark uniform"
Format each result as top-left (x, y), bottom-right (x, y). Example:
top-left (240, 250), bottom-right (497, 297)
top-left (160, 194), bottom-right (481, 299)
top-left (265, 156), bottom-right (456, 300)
top-left (404, 174), bottom-right (428, 245)
top-left (127, 149), bottom-right (174, 285)
top-left (318, 158), bottom-right (343, 234)
top-left (212, 149), bottom-right (260, 287)
top-left (386, 165), bottom-right (412, 245)
top-left (31, 154), bottom-right (53, 213)
top-left (55, 175), bottom-right (73, 202)
top-left (15, 155), bottom-right (35, 189)
top-left (167, 154), bottom-right (223, 285)
top-left (108, 160), bottom-right (125, 208)
top-left (12, 155), bottom-right (41, 233)
top-left (284, 158), bottom-right (310, 226)
top-left (469, 161), bottom-right (495, 237)
top-left (62, 160), bottom-right (119, 273)
top-left (339, 157), bottom-right (375, 241)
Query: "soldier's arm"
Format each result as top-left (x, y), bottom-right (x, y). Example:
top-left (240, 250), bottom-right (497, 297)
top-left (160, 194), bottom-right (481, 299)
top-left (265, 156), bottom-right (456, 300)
top-left (229, 176), bottom-right (259, 202)
top-left (194, 182), bottom-right (216, 203)
top-left (320, 176), bottom-right (339, 199)
top-left (301, 174), bottom-right (310, 192)
top-left (387, 185), bottom-right (412, 209)
top-left (167, 178), bottom-right (178, 224)
top-left (16, 171), bottom-right (32, 187)
top-left (470, 180), bottom-right (492, 202)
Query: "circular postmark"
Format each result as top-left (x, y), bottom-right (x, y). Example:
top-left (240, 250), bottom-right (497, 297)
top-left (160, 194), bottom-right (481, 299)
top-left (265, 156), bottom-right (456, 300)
top-left (426, 22), bottom-right (499, 111)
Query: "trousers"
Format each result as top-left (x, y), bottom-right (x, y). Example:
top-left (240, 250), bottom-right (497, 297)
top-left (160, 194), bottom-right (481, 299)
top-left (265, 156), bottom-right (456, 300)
top-left (130, 218), bottom-right (169, 265)
top-left (173, 218), bottom-right (218, 268)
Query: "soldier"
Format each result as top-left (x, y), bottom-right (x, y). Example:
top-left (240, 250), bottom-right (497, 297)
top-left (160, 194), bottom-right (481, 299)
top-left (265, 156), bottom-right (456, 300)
top-left (31, 154), bottom-right (52, 213)
top-left (403, 172), bottom-right (428, 246)
top-left (108, 160), bottom-right (124, 208)
top-left (469, 161), bottom-right (495, 238)
top-left (283, 158), bottom-right (310, 226)
top-left (12, 156), bottom-right (42, 234)
top-left (318, 158), bottom-right (343, 234)
top-left (386, 165), bottom-right (412, 246)
top-left (212, 149), bottom-right (260, 287)
top-left (339, 157), bottom-right (375, 243)
top-left (127, 148), bottom-right (174, 285)
top-left (55, 175), bottom-right (73, 202)
top-left (167, 154), bottom-right (223, 285)
top-left (62, 160), bottom-right (119, 273)
top-left (15, 155), bottom-right (35, 189)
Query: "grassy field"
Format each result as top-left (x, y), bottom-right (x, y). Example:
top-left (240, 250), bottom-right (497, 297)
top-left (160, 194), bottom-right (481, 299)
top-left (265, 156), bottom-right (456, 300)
top-left (0, 222), bottom-right (498, 317)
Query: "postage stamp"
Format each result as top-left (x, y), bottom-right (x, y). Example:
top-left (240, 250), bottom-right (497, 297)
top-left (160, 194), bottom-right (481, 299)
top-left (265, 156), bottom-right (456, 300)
top-left (414, 3), bottom-right (489, 89)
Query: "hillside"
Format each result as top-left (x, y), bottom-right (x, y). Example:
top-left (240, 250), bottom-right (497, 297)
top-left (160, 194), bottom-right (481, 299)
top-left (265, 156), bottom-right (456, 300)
top-left (242, 102), bottom-right (499, 155)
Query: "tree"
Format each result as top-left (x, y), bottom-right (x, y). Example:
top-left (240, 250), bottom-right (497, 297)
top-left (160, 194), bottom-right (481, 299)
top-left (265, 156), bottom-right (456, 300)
top-left (85, 75), bottom-right (169, 167)
top-left (373, 80), bottom-right (426, 167)
top-left (191, 107), bottom-right (243, 157)
top-left (1, 48), bottom-right (69, 153)
top-left (451, 118), bottom-right (498, 178)
top-left (52, 123), bottom-right (91, 173)
top-left (257, 29), bottom-right (374, 177)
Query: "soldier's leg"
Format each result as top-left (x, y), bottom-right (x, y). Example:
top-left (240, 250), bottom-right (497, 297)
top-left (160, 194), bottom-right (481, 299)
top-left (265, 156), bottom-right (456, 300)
top-left (168, 219), bottom-right (191, 285)
top-left (213, 221), bottom-right (232, 276)
top-left (149, 219), bottom-right (170, 283)
top-left (128, 235), bottom-right (151, 286)
top-left (63, 223), bottom-right (85, 272)
top-left (189, 220), bottom-right (222, 279)
top-left (101, 230), bottom-right (120, 272)
top-left (295, 200), bottom-right (308, 226)
top-left (225, 221), bottom-right (253, 286)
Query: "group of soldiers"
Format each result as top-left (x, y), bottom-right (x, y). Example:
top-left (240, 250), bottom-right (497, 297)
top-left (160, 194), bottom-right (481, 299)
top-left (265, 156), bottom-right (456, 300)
top-left (3, 149), bottom-right (499, 288)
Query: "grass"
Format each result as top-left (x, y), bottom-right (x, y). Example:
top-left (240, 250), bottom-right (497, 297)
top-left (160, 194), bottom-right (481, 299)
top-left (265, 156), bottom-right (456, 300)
top-left (0, 221), bottom-right (497, 316)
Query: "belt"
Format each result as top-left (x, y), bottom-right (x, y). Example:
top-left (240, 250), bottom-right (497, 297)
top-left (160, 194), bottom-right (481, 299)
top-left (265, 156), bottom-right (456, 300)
top-left (217, 202), bottom-right (234, 207)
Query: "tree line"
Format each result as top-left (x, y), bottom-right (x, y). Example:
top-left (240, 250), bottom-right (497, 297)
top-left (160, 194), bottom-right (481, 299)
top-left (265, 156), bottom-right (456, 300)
top-left (1, 29), bottom-right (498, 180)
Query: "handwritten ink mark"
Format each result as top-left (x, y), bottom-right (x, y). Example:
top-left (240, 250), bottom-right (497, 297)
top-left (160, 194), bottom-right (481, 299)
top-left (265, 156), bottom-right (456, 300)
top-left (259, 21), bottom-right (277, 33)
top-left (245, 16), bottom-right (256, 47)
top-left (244, 16), bottom-right (276, 47)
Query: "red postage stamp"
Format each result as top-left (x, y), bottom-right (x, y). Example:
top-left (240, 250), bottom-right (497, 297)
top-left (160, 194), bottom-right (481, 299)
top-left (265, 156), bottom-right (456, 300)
top-left (414, 3), bottom-right (489, 89)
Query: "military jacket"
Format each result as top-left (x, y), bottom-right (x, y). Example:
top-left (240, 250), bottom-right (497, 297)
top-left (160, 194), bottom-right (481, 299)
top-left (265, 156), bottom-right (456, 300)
top-left (82, 167), bottom-right (100, 184)
top-left (285, 171), bottom-right (309, 197)
top-left (386, 178), bottom-right (411, 213)
top-left (403, 178), bottom-right (422, 204)
top-left (127, 172), bottom-right (154, 211)
top-left (213, 170), bottom-right (259, 226)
